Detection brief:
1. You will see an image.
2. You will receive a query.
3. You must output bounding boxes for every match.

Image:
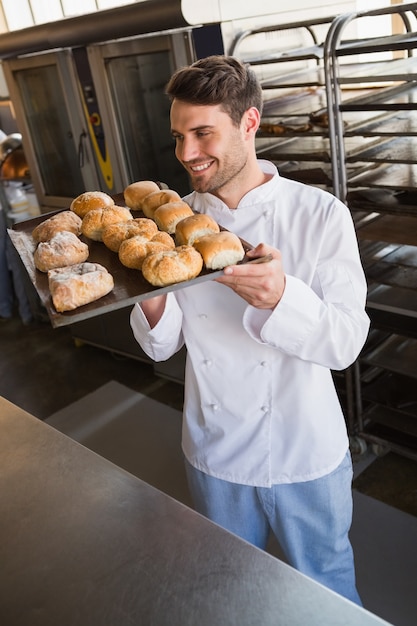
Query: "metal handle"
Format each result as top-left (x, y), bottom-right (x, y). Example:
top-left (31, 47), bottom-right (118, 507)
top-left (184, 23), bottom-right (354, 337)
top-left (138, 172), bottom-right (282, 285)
top-left (78, 130), bottom-right (87, 168)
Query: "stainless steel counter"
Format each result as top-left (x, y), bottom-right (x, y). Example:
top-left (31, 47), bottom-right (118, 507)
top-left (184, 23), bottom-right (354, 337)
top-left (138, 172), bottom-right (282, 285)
top-left (0, 396), bottom-right (392, 626)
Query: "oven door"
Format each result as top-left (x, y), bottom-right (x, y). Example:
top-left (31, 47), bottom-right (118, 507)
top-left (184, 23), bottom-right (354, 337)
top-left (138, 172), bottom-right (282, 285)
top-left (2, 50), bottom-right (110, 212)
top-left (86, 30), bottom-right (195, 196)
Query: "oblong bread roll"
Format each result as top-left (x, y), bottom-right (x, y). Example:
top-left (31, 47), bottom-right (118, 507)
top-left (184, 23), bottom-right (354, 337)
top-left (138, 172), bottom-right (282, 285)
top-left (34, 231), bottom-right (89, 273)
top-left (32, 211), bottom-right (82, 243)
top-left (142, 245), bottom-right (203, 286)
top-left (124, 180), bottom-right (160, 210)
top-left (193, 231), bottom-right (245, 270)
top-left (141, 189), bottom-right (181, 218)
top-left (70, 191), bottom-right (114, 218)
top-left (48, 262), bottom-right (114, 312)
top-left (175, 213), bottom-right (220, 246)
top-left (153, 201), bottom-right (194, 234)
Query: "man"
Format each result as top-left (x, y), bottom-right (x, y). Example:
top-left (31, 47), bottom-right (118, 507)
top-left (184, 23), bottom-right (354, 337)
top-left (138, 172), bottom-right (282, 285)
top-left (130, 55), bottom-right (370, 604)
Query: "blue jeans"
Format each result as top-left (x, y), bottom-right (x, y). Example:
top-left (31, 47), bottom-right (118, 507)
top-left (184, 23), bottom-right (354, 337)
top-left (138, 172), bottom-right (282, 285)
top-left (184, 451), bottom-right (362, 605)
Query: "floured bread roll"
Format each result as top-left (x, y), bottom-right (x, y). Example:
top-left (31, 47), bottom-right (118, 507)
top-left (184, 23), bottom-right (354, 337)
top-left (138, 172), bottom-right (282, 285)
top-left (102, 218), bottom-right (158, 252)
top-left (34, 231), bottom-right (89, 272)
top-left (32, 211), bottom-right (82, 243)
top-left (193, 231), bottom-right (245, 270)
top-left (124, 180), bottom-right (160, 210)
top-left (81, 205), bottom-right (132, 241)
top-left (141, 189), bottom-right (181, 218)
top-left (48, 262), bottom-right (114, 312)
top-left (119, 235), bottom-right (174, 270)
top-left (70, 191), bottom-right (114, 218)
top-left (150, 231), bottom-right (175, 247)
top-left (153, 201), bottom-right (194, 234)
top-left (175, 213), bottom-right (220, 246)
top-left (141, 245), bottom-right (203, 287)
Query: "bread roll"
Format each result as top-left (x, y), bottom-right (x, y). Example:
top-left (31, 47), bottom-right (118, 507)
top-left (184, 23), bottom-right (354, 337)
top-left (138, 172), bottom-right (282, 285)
top-left (102, 218), bottom-right (158, 252)
top-left (34, 231), bottom-right (89, 272)
top-left (141, 189), bottom-right (181, 218)
top-left (119, 238), bottom-right (173, 270)
top-left (193, 231), bottom-right (245, 270)
top-left (32, 211), bottom-right (82, 243)
top-left (81, 205), bottom-right (132, 241)
top-left (70, 191), bottom-right (114, 218)
top-left (124, 180), bottom-right (160, 210)
top-left (141, 245), bottom-right (203, 287)
top-left (153, 201), bottom-right (194, 234)
top-left (175, 213), bottom-right (220, 246)
top-left (48, 262), bottom-right (114, 312)
top-left (150, 231), bottom-right (176, 248)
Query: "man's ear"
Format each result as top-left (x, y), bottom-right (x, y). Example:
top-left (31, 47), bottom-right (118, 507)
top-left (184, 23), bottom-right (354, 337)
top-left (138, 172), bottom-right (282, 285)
top-left (242, 107), bottom-right (261, 137)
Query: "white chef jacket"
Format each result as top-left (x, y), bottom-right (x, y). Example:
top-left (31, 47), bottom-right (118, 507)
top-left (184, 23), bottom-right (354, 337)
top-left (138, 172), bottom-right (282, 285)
top-left (130, 160), bottom-right (370, 487)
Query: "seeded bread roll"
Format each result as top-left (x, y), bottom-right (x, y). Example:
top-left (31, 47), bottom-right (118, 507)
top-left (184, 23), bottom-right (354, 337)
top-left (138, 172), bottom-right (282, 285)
top-left (124, 180), bottom-right (160, 210)
top-left (34, 231), bottom-right (89, 272)
top-left (119, 238), bottom-right (174, 270)
top-left (70, 191), bottom-right (114, 218)
top-left (141, 189), bottom-right (182, 218)
top-left (193, 231), bottom-right (245, 270)
top-left (81, 205), bottom-right (132, 241)
top-left (175, 213), bottom-right (220, 246)
top-left (141, 245), bottom-right (203, 287)
top-left (102, 218), bottom-right (158, 252)
top-left (48, 262), bottom-right (114, 312)
top-left (153, 201), bottom-right (194, 234)
top-left (32, 211), bottom-right (82, 243)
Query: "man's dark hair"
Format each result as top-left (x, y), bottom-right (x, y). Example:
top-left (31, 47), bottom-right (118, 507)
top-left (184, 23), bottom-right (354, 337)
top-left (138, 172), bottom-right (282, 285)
top-left (166, 55), bottom-right (263, 127)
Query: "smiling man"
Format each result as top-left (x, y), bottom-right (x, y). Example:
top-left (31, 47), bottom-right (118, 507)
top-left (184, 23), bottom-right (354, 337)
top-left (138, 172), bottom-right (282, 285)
top-left (130, 55), bottom-right (370, 604)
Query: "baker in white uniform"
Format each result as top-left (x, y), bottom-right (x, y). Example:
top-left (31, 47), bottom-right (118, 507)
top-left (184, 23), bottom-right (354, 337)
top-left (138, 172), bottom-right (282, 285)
top-left (130, 55), bottom-right (370, 605)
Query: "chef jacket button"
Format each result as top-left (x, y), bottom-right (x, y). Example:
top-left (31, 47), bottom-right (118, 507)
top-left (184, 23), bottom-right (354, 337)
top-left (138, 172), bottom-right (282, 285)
top-left (211, 403), bottom-right (219, 411)
top-left (199, 313), bottom-right (208, 319)
top-left (204, 359), bottom-right (212, 366)
top-left (261, 405), bottom-right (269, 413)
top-left (260, 361), bottom-right (267, 367)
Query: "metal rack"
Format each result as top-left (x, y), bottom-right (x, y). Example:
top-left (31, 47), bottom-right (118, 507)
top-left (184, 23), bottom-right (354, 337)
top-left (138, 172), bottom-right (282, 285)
top-left (323, 3), bottom-right (417, 459)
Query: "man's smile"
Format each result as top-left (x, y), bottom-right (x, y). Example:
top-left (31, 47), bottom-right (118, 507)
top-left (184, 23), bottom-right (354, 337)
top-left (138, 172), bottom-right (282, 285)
top-left (189, 161), bottom-right (214, 173)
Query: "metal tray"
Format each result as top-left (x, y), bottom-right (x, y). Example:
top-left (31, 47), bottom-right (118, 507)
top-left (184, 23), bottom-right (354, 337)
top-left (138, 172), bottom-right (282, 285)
top-left (8, 200), bottom-right (259, 328)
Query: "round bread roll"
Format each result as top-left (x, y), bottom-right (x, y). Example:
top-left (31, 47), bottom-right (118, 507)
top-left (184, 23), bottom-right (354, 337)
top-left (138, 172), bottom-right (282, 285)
top-left (142, 245), bottom-right (203, 287)
top-left (70, 191), bottom-right (114, 218)
top-left (32, 211), bottom-right (82, 243)
top-left (141, 189), bottom-right (182, 218)
top-left (150, 231), bottom-right (176, 249)
top-left (193, 231), bottom-right (245, 270)
top-left (119, 238), bottom-right (173, 270)
top-left (175, 213), bottom-right (220, 246)
top-left (153, 201), bottom-right (194, 234)
top-left (34, 231), bottom-right (89, 273)
top-left (124, 180), bottom-right (160, 210)
top-left (81, 205), bottom-right (132, 241)
top-left (102, 217), bottom-right (158, 252)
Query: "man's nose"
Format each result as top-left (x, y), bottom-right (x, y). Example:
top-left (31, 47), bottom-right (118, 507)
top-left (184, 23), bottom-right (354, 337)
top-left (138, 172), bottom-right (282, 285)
top-left (177, 136), bottom-right (199, 162)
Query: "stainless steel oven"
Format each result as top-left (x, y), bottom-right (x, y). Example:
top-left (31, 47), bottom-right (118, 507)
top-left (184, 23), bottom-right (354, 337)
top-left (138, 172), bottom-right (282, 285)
top-left (2, 28), bottom-right (195, 212)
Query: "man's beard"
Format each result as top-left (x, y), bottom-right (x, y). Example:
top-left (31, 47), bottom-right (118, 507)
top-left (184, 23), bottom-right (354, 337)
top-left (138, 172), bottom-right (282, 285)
top-left (189, 154), bottom-right (248, 196)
